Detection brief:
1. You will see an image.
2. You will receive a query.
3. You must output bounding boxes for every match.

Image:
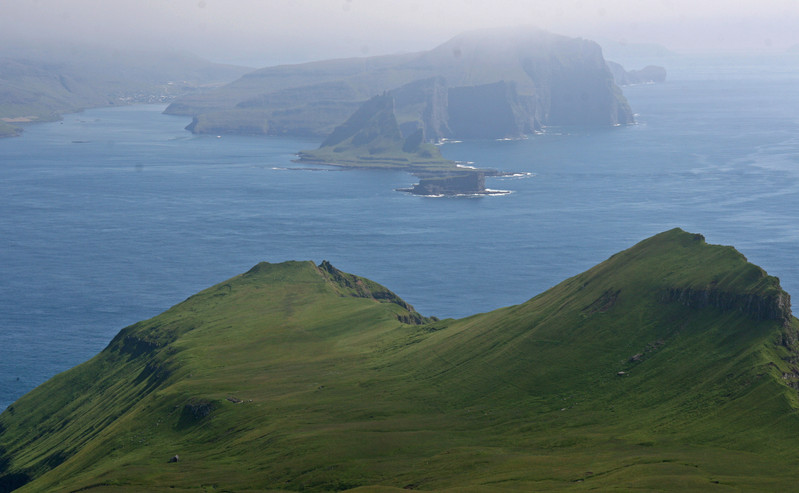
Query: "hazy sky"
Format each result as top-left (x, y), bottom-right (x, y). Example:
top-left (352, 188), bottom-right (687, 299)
top-left (2, 0), bottom-right (798, 66)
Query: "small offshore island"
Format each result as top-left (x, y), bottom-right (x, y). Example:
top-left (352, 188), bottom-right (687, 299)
top-left (295, 93), bottom-right (510, 195)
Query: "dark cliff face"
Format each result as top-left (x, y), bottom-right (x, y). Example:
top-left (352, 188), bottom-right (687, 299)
top-left (390, 77), bottom-right (452, 141)
top-left (447, 81), bottom-right (536, 139)
top-left (406, 172), bottom-right (487, 196)
top-left (398, 30), bottom-right (635, 133)
top-left (388, 78), bottom-right (535, 141)
top-left (408, 27), bottom-right (635, 128)
top-left (537, 39), bottom-right (633, 126)
top-left (661, 287), bottom-right (792, 325)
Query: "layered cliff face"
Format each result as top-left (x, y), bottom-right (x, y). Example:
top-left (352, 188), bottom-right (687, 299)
top-left (384, 78), bottom-right (536, 141)
top-left (168, 27), bottom-right (634, 139)
top-left (3, 230), bottom-right (799, 491)
top-left (446, 81), bottom-right (537, 139)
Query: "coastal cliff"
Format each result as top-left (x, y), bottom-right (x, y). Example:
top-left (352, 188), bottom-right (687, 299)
top-left (168, 27), bottom-right (634, 139)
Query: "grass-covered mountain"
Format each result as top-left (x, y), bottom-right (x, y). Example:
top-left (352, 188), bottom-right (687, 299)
top-left (2, 229), bottom-right (799, 491)
top-left (0, 46), bottom-right (249, 137)
top-left (168, 26), bottom-right (634, 140)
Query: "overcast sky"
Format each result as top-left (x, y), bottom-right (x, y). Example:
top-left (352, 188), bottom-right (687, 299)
top-left (2, 0), bottom-right (798, 66)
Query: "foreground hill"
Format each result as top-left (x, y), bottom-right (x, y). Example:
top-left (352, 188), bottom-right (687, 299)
top-left (167, 26), bottom-right (634, 139)
top-left (2, 229), bottom-right (799, 491)
top-left (0, 46), bottom-right (249, 137)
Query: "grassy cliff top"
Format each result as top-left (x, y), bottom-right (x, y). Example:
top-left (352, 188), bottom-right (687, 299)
top-left (2, 230), bottom-right (798, 492)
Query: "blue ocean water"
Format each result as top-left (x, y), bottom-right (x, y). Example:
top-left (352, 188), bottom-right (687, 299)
top-left (2, 53), bottom-right (798, 410)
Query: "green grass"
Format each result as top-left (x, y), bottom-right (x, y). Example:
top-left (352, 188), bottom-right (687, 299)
top-left (2, 230), bottom-right (799, 491)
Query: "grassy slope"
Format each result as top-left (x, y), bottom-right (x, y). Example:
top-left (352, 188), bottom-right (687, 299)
top-left (2, 230), bottom-right (799, 492)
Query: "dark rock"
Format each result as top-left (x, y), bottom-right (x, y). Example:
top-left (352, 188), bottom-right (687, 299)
top-left (185, 402), bottom-right (213, 419)
top-left (405, 172), bottom-right (487, 196)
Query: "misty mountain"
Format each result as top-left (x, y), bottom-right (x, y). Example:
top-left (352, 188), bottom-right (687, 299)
top-left (168, 26), bottom-right (634, 140)
top-left (0, 46), bottom-right (250, 137)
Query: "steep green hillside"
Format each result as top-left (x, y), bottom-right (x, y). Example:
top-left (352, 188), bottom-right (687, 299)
top-left (168, 26), bottom-right (633, 138)
top-left (2, 229), bottom-right (799, 492)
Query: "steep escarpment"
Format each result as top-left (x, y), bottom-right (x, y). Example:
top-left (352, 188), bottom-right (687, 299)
top-left (662, 286), bottom-right (791, 323)
top-left (446, 81), bottom-right (536, 139)
top-left (168, 26), bottom-right (634, 139)
top-left (3, 230), bottom-right (799, 492)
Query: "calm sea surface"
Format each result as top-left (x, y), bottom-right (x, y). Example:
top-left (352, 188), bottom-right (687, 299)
top-left (2, 54), bottom-right (798, 410)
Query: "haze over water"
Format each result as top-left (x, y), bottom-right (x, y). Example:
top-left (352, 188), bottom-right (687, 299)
top-left (2, 52), bottom-right (799, 410)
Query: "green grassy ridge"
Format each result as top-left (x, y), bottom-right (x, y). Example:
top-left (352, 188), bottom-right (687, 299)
top-left (2, 230), bottom-right (799, 491)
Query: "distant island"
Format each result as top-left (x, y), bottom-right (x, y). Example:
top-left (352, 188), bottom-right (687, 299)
top-left (0, 28), bottom-right (668, 195)
top-left (167, 26), bottom-right (638, 141)
top-left (295, 92), bottom-right (514, 195)
top-left (206, 26), bottom-right (665, 195)
top-left (0, 46), bottom-right (250, 137)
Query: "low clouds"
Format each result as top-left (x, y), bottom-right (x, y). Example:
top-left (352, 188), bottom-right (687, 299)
top-left (1, 0), bottom-right (797, 65)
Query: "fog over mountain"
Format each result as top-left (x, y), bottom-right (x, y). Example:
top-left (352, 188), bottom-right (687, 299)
top-left (1, 0), bottom-right (797, 66)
